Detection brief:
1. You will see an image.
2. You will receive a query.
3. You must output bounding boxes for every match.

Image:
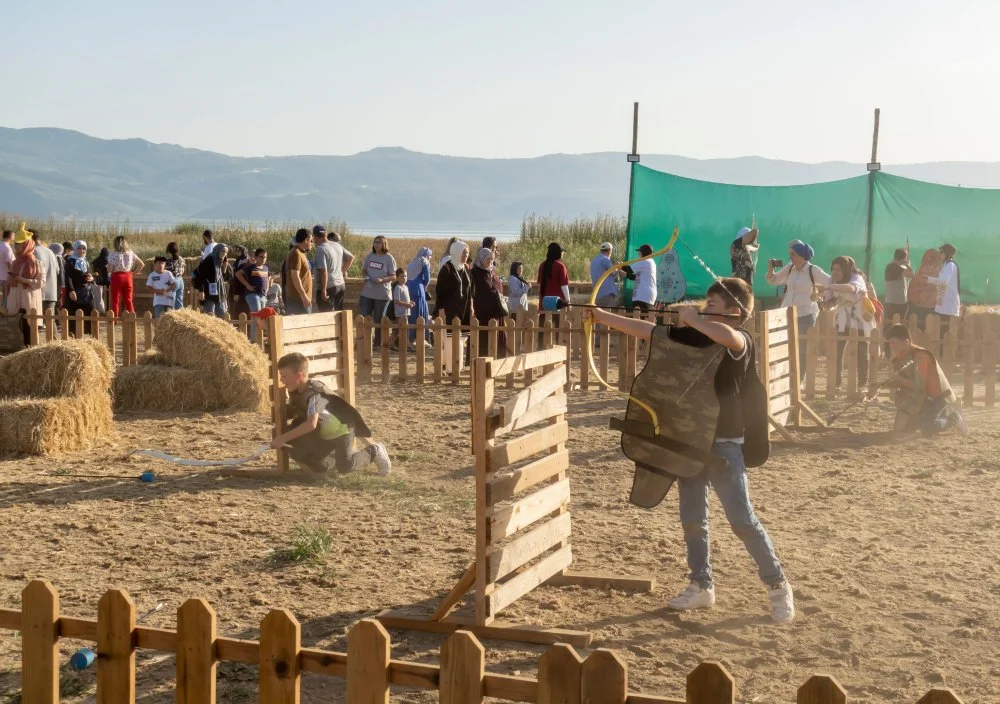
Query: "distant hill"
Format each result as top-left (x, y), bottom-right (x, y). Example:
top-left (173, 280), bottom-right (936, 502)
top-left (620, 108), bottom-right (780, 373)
top-left (4, 126), bottom-right (1000, 227)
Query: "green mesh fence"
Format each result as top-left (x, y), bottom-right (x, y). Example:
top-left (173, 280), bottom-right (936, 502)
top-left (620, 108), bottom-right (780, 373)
top-left (625, 164), bottom-right (999, 303)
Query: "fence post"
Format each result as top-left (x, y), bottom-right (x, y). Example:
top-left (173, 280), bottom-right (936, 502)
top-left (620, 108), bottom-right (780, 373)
top-left (524, 314), bottom-right (537, 386)
top-left (538, 643), bottom-right (583, 704)
top-left (73, 309), bottom-right (84, 339)
top-left (916, 689), bottom-right (964, 704)
top-left (259, 609), bottom-right (301, 704)
top-left (796, 674), bottom-right (846, 704)
top-left (805, 323), bottom-right (818, 397)
top-left (415, 317), bottom-right (426, 382)
top-left (177, 598), bottom-right (217, 704)
top-left (846, 327), bottom-right (859, 398)
top-left (962, 324), bottom-right (975, 407)
top-left (434, 317), bottom-right (444, 384)
top-left (823, 312), bottom-right (838, 399)
top-left (21, 580), bottom-right (59, 704)
top-left (90, 309), bottom-right (102, 340)
top-left (580, 649), bottom-right (626, 704)
top-left (97, 588), bottom-right (136, 704)
top-left (487, 319), bottom-right (499, 359)
top-left (560, 313), bottom-right (573, 392)
top-left (451, 318), bottom-right (462, 385)
top-left (346, 619), bottom-right (391, 704)
top-left (359, 317), bottom-right (373, 385)
top-left (398, 318), bottom-right (409, 380)
top-left (107, 310), bottom-right (117, 365)
top-left (504, 317), bottom-right (516, 388)
top-left (340, 311), bottom-right (357, 406)
top-left (685, 662), bottom-right (734, 704)
top-left (439, 630), bottom-right (484, 704)
top-left (867, 328), bottom-right (882, 394)
top-left (470, 318), bottom-right (481, 362)
top-left (380, 316), bottom-right (391, 384)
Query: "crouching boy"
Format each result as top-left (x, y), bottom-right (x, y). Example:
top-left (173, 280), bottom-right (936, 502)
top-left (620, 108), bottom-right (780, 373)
top-left (885, 324), bottom-right (968, 435)
top-left (271, 352), bottom-right (392, 475)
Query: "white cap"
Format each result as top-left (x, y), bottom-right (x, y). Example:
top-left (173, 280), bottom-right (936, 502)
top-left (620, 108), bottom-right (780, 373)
top-left (599, 242), bottom-right (613, 251)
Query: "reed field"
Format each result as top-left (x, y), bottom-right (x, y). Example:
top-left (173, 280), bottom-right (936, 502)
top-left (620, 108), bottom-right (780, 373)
top-left (0, 213), bottom-right (627, 281)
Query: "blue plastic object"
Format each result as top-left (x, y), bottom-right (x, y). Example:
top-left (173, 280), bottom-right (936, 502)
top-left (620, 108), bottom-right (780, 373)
top-left (541, 296), bottom-right (563, 312)
top-left (139, 471), bottom-right (156, 483)
top-left (70, 648), bottom-right (96, 670)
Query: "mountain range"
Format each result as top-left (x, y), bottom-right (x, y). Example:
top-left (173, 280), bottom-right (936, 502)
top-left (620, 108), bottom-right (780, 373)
top-left (5, 126), bottom-right (1000, 229)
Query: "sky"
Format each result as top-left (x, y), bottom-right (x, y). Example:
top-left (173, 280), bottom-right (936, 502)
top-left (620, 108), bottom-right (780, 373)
top-left (5, 0), bottom-right (1000, 163)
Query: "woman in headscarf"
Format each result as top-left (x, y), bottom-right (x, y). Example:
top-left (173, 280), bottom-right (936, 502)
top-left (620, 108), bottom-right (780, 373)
top-left (439, 237), bottom-right (459, 270)
top-left (229, 244), bottom-right (251, 317)
top-left (65, 240), bottom-right (96, 327)
top-left (193, 243), bottom-right (231, 318)
top-left (816, 255), bottom-right (876, 392)
top-left (405, 246), bottom-right (432, 346)
top-left (435, 240), bottom-right (473, 325)
top-left (5, 225), bottom-right (45, 320)
top-left (507, 261), bottom-right (530, 315)
top-left (471, 246), bottom-right (508, 355)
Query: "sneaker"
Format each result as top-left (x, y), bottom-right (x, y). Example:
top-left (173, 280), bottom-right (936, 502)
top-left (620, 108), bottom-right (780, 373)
top-left (667, 582), bottom-right (715, 611)
top-left (372, 443), bottom-right (392, 476)
top-left (768, 581), bottom-right (795, 623)
top-left (953, 410), bottom-right (969, 436)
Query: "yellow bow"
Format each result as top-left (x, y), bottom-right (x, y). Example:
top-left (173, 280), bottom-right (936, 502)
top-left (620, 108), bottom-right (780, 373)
top-left (584, 227), bottom-right (680, 435)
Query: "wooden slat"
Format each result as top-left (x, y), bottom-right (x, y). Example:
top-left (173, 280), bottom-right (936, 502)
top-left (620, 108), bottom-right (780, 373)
top-left (281, 325), bottom-right (339, 345)
top-left (487, 450), bottom-right (569, 504)
top-left (490, 479), bottom-right (571, 540)
top-left (538, 643), bottom-right (582, 704)
top-left (347, 620), bottom-right (390, 704)
top-left (259, 610), bottom-right (300, 704)
top-left (305, 355), bottom-right (343, 375)
top-left (768, 376), bottom-right (791, 398)
top-left (22, 580), bottom-right (59, 704)
top-left (686, 662), bottom-right (734, 704)
top-left (770, 394), bottom-right (792, 415)
top-left (374, 611), bottom-right (591, 647)
top-left (768, 328), bottom-right (789, 346)
top-left (486, 346), bottom-right (568, 378)
top-left (797, 674), bottom-right (847, 704)
top-left (767, 308), bottom-right (789, 328)
top-left (582, 650), bottom-right (628, 704)
top-left (282, 340), bottom-right (343, 358)
top-left (97, 589), bottom-right (136, 704)
top-left (488, 544), bottom-right (572, 616)
top-left (496, 366), bottom-right (567, 427)
top-left (299, 648), bottom-right (348, 678)
top-left (768, 359), bottom-right (791, 378)
top-left (60, 616), bottom-right (98, 639)
top-left (488, 422), bottom-right (569, 468)
top-left (0, 608), bottom-right (20, 630)
top-left (177, 598), bottom-right (216, 704)
top-left (440, 631), bottom-right (485, 704)
top-left (215, 637), bottom-right (258, 663)
top-left (281, 312), bottom-right (341, 330)
top-left (135, 627), bottom-right (177, 652)
top-left (310, 370), bottom-right (345, 390)
top-left (487, 513), bottom-right (572, 581)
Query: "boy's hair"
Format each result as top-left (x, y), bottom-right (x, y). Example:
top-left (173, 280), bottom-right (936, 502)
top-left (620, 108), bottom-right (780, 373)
top-left (254, 248), bottom-right (267, 257)
top-left (1, 230), bottom-right (11, 241)
top-left (395, 267), bottom-right (405, 276)
top-left (153, 256), bottom-right (167, 264)
top-left (893, 248), bottom-right (907, 261)
top-left (706, 277), bottom-right (754, 318)
top-left (277, 352), bottom-right (309, 374)
top-left (885, 324), bottom-right (911, 341)
top-left (203, 229), bottom-right (213, 240)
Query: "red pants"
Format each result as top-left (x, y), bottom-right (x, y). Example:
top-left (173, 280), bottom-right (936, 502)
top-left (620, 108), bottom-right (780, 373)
top-left (110, 272), bottom-right (134, 315)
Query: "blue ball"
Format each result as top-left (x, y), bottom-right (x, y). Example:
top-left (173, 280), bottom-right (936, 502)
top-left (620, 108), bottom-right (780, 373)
top-left (139, 471), bottom-right (156, 483)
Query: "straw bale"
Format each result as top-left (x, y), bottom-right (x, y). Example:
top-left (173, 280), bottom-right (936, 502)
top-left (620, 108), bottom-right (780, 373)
top-left (113, 364), bottom-right (220, 412)
top-left (154, 309), bottom-right (269, 413)
top-left (136, 352), bottom-right (176, 366)
top-left (0, 393), bottom-right (113, 456)
top-left (0, 340), bottom-right (113, 399)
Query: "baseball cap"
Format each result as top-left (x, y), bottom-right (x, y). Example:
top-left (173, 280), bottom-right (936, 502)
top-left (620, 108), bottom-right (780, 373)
top-left (599, 242), bottom-right (612, 251)
top-left (312, 225), bottom-right (327, 237)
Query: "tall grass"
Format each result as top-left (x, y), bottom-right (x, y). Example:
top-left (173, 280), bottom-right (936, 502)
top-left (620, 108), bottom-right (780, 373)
top-left (0, 212), bottom-right (627, 281)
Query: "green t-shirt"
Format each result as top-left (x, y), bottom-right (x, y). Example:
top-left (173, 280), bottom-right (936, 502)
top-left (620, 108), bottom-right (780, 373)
top-left (307, 393), bottom-right (350, 441)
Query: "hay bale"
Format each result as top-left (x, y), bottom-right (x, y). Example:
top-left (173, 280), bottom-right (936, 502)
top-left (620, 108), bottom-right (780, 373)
top-left (154, 309), bottom-right (269, 413)
top-left (0, 393), bottom-right (113, 456)
top-left (0, 340), bottom-right (113, 399)
top-left (79, 338), bottom-right (115, 378)
top-left (113, 364), bottom-right (220, 412)
top-left (137, 352), bottom-right (176, 366)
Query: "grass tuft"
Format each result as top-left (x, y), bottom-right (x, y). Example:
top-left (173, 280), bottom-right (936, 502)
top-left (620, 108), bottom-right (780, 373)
top-left (266, 523), bottom-right (334, 566)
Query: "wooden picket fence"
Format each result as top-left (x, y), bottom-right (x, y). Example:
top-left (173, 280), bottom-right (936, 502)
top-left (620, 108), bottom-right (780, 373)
top-left (0, 580), bottom-right (965, 704)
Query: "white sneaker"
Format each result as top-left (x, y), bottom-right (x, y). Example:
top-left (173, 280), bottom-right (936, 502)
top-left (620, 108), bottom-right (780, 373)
top-left (667, 582), bottom-right (715, 611)
top-left (953, 410), bottom-right (969, 436)
top-left (373, 443), bottom-right (392, 476)
top-left (768, 581), bottom-right (795, 623)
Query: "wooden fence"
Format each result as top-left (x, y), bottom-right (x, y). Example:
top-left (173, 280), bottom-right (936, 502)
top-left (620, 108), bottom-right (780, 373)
top-left (0, 580), bottom-right (966, 704)
top-left (21, 307), bottom-right (1000, 406)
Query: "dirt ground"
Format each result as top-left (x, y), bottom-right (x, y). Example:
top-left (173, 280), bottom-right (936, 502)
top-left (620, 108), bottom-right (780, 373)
top-left (0, 384), bottom-right (997, 703)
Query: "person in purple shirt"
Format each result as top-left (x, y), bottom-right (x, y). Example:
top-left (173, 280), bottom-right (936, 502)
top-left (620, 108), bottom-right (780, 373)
top-left (590, 242), bottom-right (618, 308)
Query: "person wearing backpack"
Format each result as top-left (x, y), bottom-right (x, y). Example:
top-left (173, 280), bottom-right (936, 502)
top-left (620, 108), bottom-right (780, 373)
top-left (816, 256), bottom-right (876, 393)
top-left (765, 240), bottom-right (831, 383)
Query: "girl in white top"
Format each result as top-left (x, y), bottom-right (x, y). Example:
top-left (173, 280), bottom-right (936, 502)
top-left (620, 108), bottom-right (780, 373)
top-left (923, 243), bottom-right (961, 319)
top-left (816, 255), bottom-right (874, 390)
top-left (628, 244), bottom-right (657, 309)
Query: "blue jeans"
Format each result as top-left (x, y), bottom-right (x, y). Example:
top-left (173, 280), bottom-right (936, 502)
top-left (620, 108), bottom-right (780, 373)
top-left (246, 293), bottom-right (265, 341)
top-left (153, 304), bottom-right (171, 319)
top-left (678, 441), bottom-right (785, 588)
top-left (172, 281), bottom-right (185, 309)
top-left (202, 300), bottom-right (226, 318)
top-left (797, 313), bottom-right (816, 381)
top-left (359, 295), bottom-right (391, 346)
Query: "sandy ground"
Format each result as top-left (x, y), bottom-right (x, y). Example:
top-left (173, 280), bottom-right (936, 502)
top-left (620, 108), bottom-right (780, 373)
top-left (0, 385), bottom-right (997, 703)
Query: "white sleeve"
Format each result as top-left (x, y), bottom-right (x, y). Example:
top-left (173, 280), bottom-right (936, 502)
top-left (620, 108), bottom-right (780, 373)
top-left (766, 264), bottom-right (792, 286)
top-left (926, 261), bottom-right (955, 287)
top-left (727, 330), bottom-right (751, 360)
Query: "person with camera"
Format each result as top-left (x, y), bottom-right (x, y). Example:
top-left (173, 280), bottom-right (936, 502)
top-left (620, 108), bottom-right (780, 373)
top-left (765, 241), bottom-right (831, 383)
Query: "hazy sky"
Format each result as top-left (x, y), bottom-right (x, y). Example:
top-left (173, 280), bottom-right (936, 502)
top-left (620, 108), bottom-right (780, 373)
top-left (6, 0), bottom-right (999, 163)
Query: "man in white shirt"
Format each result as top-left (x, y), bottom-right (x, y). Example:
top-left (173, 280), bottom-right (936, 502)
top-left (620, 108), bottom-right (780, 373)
top-left (0, 229), bottom-right (14, 308)
top-left (765, 240), bottom-right (831, 382)
top-left (625, 244), bottom-right (657, 311)
top-left (312, 225), bottom-right (355, 311)
top-left (31, 233), bottom-right (62, 315)
top-left (921, 243), bottom-right (961, 335)
top-left (199, 230), bottom-right (216, 262)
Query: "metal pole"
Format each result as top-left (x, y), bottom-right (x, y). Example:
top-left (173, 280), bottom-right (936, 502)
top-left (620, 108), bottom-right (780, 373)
top-left (625, 102), bottom-right (641, 255)
top-left (863, 108), bottom-right (881, 275)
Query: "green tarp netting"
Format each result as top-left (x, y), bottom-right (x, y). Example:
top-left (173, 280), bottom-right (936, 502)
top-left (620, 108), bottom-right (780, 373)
top-left (625, 164), bottom-right (1000, 303)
